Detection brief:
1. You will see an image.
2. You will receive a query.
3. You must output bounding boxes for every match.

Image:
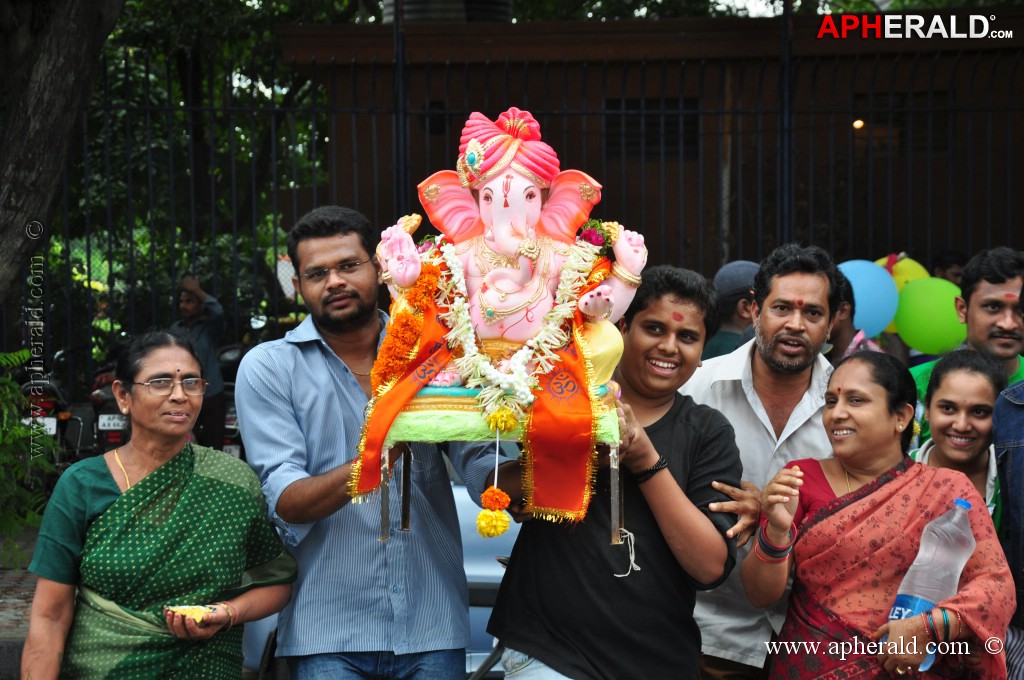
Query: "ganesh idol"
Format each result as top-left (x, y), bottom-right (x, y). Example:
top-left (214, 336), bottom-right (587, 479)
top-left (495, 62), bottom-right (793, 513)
top-left (351, 107), bottom-right (648, 531)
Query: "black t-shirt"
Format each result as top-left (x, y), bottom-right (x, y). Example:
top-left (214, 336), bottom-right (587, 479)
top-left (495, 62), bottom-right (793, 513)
top-left (488, 393), bottom-right (743, 680)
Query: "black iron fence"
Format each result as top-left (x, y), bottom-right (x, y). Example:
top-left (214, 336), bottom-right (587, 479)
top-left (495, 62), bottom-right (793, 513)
top-left (4, 27), bottom-right (1023, 402)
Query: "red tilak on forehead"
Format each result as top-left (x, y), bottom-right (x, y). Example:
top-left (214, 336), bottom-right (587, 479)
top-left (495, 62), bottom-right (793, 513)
top-left (672, 311), bottom-right (685, 322)
top-left (1005, 293), bottom-right (1020, 301)
top-left (837, 387), bottom-right (841, 395)
top-left (796, 298), bottom-right (804, 307)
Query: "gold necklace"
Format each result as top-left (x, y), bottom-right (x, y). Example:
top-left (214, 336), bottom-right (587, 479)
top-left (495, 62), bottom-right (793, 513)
top-left (473, 237), bottom-right (521, 274)
top-left (114, 447), bottom-right (132, 489)
top-left (348, 355), bottom-right (376, 376)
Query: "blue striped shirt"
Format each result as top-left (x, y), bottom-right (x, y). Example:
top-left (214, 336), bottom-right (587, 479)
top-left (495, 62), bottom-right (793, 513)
top-left (236, 313), bottom-right (493, 657)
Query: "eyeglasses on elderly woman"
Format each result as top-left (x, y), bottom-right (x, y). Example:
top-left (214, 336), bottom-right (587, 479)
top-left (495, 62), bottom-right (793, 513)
top-left (133, 377), bottom-right (207, 396)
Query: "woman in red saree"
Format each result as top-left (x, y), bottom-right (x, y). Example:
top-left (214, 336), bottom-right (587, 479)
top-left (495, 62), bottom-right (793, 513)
top-left (742, 351), bottom-right (1015, 678)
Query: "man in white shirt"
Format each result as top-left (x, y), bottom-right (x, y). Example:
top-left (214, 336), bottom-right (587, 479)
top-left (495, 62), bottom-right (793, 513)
top-left (680, 243), bottom-right (841, 679)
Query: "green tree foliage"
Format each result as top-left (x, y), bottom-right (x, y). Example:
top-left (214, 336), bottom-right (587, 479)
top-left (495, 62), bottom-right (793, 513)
top-left (47, 0), bottom-right (344, 387)
top-left (0, 349), bottom-right (58, 568)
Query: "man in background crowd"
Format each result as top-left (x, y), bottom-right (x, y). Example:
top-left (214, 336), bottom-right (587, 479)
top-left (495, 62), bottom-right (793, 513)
top-left (912, 246), bottom-right (1024, 442)
top-left (681, 244), bottom-right (841, 678)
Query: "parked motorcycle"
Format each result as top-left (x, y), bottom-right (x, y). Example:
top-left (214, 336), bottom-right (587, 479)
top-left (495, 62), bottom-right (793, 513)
top-left (19, 359), bottom-right (84, 471)
top-left (90, 362), bottom-right (130, 454)
top-left (218, 343), bottom-right (247, 459)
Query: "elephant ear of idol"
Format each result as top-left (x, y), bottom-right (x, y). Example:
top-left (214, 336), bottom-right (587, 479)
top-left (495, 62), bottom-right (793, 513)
top-left (417, 170), bottom-right (484, 243)
top-left (538, 170), bottom-right (603, 243)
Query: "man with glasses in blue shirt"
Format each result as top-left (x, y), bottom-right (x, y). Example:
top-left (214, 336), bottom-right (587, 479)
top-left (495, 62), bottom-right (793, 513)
top-left (236, 205), bottom-right (493, 679)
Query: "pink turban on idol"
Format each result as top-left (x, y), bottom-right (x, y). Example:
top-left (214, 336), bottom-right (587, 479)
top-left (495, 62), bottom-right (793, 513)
top-left (455, 108), bottom-right (560, 190)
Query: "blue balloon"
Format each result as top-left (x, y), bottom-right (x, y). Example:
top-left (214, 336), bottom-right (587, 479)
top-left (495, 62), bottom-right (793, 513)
top-left (838, 260), bottom-right (899, 338)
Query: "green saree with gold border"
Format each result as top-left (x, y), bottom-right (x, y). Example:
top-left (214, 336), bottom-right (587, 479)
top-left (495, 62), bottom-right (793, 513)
top-left (60, 445), bottom-right (295, 679)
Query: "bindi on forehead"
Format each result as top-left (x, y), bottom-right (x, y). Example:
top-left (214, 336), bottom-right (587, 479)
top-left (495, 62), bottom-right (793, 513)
top-left (672, 311), bottom-right (685, 322)
top-left (836, 387), bottom-right (841, 395)
top-left (795, 299), bottom-right (804, 307)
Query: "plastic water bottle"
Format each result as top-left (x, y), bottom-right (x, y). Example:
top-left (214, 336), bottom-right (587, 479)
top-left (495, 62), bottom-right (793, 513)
top-left (886, 498), bottom-right (976, 671)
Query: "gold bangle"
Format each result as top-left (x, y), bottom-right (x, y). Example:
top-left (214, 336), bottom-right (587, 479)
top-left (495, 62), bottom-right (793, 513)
top-left (215, 601), bottom-right (237, 631)
top-left (381, 270), bottom-right (394, 285)
top-left (611, 262), bottom-right (642, 288)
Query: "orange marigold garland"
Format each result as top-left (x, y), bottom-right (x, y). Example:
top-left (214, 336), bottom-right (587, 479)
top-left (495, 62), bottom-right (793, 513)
top-left (371, 262), bottom-right (442, 393)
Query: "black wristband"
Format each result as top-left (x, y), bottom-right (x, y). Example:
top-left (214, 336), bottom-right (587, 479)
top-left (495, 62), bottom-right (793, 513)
top-left (632, 455), bottom-right (668, 485)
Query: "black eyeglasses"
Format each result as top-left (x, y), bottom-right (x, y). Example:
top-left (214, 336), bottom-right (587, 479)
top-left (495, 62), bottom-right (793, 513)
top-left (299, 259), bottom-right (372, 283)
top-left (134, 378), bottom-right (207, 396)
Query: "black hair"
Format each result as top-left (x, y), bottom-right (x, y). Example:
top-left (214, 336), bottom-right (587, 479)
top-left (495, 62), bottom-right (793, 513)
top-left (831, 350), bottom-right (917, 452)
top-left (622, 265), bottom-right (720, 339)
top-left (286, 206), bottom-right (376, 273)
top-left (932, 248), bottom-right (968, 272)
top-left (924, 349), bottom-right (1007, 408)
top-left (116, 331), bottom-right (202, 392)
top-left (959, 246), bottom-right (1024, 305)
top-left (835, 268), bottom-right (856, 318)
top-left (753, 243), bottom-right (842, 319)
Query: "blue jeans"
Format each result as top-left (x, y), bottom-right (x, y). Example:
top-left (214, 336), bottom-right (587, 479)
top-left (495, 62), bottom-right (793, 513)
top-left (501, 648), bottom-right (573, 680)
top-left (286, 649), bottom-right (464, 680)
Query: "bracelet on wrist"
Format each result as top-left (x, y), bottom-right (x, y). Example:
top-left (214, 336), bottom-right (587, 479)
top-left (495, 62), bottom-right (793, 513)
top-left (611, 262), bottom-right (643, 288)
top-left (926, 610), bottom-right (940, 643)
top-left (940, 607), bottom-right (950, 642)
top-left (920, 613), bottom-right (933, 642)
top-left (633, 455), bottom-right (668, 485)
top-left (215, 601), bottom-right (237, 631)
top-left (752, 543), bottom-right (790, 564)
top-left (756, 524), bottom-right (797, 559)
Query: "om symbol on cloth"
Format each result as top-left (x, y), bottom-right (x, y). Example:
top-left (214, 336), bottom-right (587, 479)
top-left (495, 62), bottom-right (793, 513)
top-left (547, 370), bottom-right (579, 403)
top-left (413, 356), bottom-right (445, 385)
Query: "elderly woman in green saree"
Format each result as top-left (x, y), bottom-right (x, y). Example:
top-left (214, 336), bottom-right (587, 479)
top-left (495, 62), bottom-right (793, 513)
top-left (22, 331), bottom-right (296, 679)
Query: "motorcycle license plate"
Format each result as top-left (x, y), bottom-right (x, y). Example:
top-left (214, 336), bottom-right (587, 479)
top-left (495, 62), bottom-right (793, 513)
top-left (23, 417), bottom-right (57, 435)
top-left (98, 414), bottom-right (129, 431)
top-left (222, 444), bottom-right (241, 458)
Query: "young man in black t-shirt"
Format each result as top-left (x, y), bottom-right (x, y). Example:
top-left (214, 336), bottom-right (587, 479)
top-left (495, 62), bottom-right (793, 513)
top-left (486, 265), bottom-right (743, 679)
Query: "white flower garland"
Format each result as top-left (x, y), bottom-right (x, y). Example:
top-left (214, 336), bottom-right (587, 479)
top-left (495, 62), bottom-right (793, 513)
top-left (435, 239), bottom-right (600, 422)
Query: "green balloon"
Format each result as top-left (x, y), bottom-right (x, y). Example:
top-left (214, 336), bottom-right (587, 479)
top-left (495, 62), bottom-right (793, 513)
top-left (894, 277), bottom-right (966, 354)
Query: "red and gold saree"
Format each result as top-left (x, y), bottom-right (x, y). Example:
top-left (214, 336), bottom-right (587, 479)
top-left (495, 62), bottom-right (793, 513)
top-left (772, 458), bottom-right (1014, 679)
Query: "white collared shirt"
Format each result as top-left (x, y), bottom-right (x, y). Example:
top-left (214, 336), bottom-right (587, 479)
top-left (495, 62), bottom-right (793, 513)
top-left (679, 339), bottom-right (834, 667)
top-left (910, 440), bottom-right (999, 518)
